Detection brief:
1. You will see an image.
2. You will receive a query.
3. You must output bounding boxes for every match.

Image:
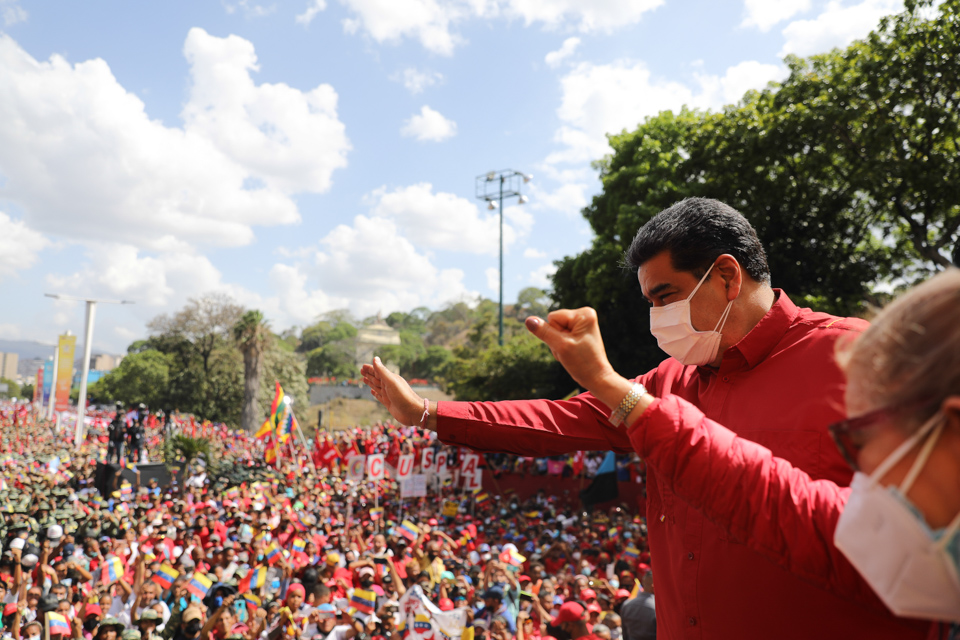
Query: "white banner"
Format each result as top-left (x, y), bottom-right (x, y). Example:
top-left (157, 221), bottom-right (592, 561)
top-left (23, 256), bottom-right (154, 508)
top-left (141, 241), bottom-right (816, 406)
top-left (421, 448), bottom-right (435, 474)
top-left (399, 586), bottom-right (468, 640)
top-left (397, 454), bottom-right (415, 479)
top-left (346, 455), bottom-right (366, 482)
top-left (463, 468), bottom-right (483, 492)
top-left (367, 454), bottom-right (385, 481)
top-left (401, 474), bottom-right (427, 498)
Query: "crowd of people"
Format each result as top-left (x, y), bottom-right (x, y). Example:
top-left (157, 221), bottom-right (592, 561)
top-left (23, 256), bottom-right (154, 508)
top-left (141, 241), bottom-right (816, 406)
top-left (0, 401), bottom-right (657, 640)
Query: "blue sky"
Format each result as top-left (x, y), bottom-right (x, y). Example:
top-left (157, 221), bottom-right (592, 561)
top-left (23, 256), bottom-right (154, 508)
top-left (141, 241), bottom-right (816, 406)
top-left (0, 0), bottom-right (904, 354)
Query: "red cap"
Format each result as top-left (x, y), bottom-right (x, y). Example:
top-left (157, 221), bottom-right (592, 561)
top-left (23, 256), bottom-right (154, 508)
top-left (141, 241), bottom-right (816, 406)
top-left (517, 575), bottom-right (531, 583)
top-left (580, 589), bottom-right (597, 601)
top-left (438, 598), bottom-right (454, 612)
top-left (428, 519), bottom-right (438, 526)
top-left (586, 602), bottom-right (602, 614)
top-left (3, 603), bottom-right (17, 616)
top-left (615, 589), bottom-right (631, 600)
top-left (84, 604), bottom-right (103, 618)
top-left (551, 602), bottom-right (585, 626)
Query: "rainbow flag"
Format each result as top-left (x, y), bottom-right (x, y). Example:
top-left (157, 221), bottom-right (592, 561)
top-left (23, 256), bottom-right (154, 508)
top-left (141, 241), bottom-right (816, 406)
top-left (350, 588), bottom-right (377, 615)
top-left (263, 541), bottom-right (281, 565)
top-left (291, 538), bottom-right (306, 553)
top-left (101, 556), bottom-right (124, 583)
top-left (238, 565), bottom-right (267, 593)
top-left (399, 520), bottom-right (419, 542)
top-left (186, 572), bottom-right (213, 599)
top-left (623, 547), bottom-right (639, 560)
top-left (152, 564), bottom-right (179, 589)
top-left (47, 612), bottom-right (72, 636)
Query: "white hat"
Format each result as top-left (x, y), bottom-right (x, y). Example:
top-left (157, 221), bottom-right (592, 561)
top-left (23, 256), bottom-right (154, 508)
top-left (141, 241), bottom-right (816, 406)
top-left (9, 538), bottom-right (24, 551)
top-left (47, 525), bottom-right (64, 541)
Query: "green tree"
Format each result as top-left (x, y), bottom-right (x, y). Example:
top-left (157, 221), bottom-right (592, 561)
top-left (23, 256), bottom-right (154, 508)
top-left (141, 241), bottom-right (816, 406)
top-left (233, 310), bottom-right (271, 433)
top-left (0, 378), bottom-right (20, 399)
top-left (88, 350), bottom-right (173, 408)
top-left (553, 0), bottom-right (958, 376)
top-left (445, 333), bottom-right (574, 401)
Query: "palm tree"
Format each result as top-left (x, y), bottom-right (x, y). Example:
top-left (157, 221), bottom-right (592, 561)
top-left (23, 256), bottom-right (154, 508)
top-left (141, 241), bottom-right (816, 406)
top-left (233, 310), bottom-right (271, 433)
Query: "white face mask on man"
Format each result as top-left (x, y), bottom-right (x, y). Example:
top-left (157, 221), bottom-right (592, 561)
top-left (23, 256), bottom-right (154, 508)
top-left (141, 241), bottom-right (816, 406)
top-left (649, 262), bottom-right (735, 366)
top-left (834, 412), bottom-right (960, 622)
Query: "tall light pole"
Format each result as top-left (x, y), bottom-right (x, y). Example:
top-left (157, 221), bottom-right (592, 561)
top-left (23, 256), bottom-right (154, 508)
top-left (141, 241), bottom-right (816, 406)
top-left (44, 294), bottom-right (134, 448)
top-left (476, 169), bottom-right (531, 346)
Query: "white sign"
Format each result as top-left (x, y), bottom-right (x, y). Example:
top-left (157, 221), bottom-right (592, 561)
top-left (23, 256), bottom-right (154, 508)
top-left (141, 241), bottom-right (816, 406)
top-left (461, 454), bottom-right (479, 476)
top-left (421, 448), bottom-right (435, 474)
top-left (463, 468), bottom-right (483, 491)
top-left (367, 454), bottom-right (385, 481)
top-left (401, 474), bottom-right (427, 498)
top-left (346, 456), bottom-right (366, 482)
top-left (397, 454), bottom-right (414, 479)
top-left (435, 451), bottom-right (448, 477)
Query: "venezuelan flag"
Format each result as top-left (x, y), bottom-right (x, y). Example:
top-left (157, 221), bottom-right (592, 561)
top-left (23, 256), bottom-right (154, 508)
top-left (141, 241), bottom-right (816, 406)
top-left (350, 588), bottom-right (376, 615)
top-left (239, 566), bottom-right (267, 593)
top-left (101, 557), bottom-right (124, 583)
top-left (151, 564), bottom-right (179, 589)
top-left (47, 612), bottom-right (72, 636)
top-left (242, 593), bottom-right (262, 608)
top-left (623, 547), bottom-right (639, 560)
top-left (263, 542), bottom-right (281, 565)
top-left (475, 492), bottom-right (490, 504)
top-left (399, 520), bottom-right (419, 542)
top-left (292, 538), bottom-right (306, 553)
top-left (186, 572), bottom-right (213, 598)
top-left (369, 507), bottom-right (384, 521)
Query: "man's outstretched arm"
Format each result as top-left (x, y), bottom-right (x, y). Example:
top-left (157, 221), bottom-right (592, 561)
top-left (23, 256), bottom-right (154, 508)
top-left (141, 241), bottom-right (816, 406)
top-left (360, 355), bottom-right (638, 456)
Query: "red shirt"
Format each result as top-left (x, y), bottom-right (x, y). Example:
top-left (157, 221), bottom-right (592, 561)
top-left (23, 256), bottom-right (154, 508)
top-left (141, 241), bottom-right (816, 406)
top-left (436, 292), bottom-right (920, 640)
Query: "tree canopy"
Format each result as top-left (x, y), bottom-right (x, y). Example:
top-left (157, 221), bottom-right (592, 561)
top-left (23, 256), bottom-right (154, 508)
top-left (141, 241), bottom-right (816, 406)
top-left (553, 0), bottom-right (959, 377)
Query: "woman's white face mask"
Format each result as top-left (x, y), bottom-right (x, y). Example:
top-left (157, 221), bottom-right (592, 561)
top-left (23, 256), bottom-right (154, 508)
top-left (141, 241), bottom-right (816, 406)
top-left (834, 412), bottom-right (960, 622)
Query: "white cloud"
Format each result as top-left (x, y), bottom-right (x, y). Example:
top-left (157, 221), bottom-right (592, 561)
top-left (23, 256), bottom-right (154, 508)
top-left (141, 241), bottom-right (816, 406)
top-left (529, 181), bottom-right (589, 216)
top-left (367, 182), bottom-right (525, 254)
top-left (545, 37), bottom-right (580, 68)
top-left (485, 267), bottom-right (500, 292)
top-left (0, 211), bottom-right (48, 280)
top-left (780, 0), bottom-right (903, 57)
top-left (272, 215), bottom-right (474, 323)
top-left (0, 0), bottom-right (26, 26)
top-left (0, 29), bottom-right (350, 250)
top-left (326, 0), bottom-right (662, 55)
top-left (741, 0), bottom-right (810, 31)
top-left (523, 248), bottom-right (547, 258)
top-left (223, 0), bottom-right (277, 18)
top-left (401, 105), bottom-right (458, 142)
top-left (296, 0), bottom-right (327, 25)
top-left (504, 0), bottom-right (663, 32)
top-left (529, 263), bottom-right (557, 288)
top-left (392, 67), bottom-right (443, 94)
top-left (547, 58), bottom-right (786, 165)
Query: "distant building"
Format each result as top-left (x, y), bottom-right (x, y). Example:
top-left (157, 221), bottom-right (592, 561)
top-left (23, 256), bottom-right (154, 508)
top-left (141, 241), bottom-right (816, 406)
top-left (0, 352), bottom-right (18, 381)
top-left (17, 357), bottom-right (45, 381)
top-left (91, 353), bottom-right (120, 371)
top-left (355, 315), bottom-right (401, 374)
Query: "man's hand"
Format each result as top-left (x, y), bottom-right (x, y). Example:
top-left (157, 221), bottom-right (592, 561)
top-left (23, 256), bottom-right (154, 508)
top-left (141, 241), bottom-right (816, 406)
top-left (360, 357), bottom-right (430, 428)
top-left (524, 308), bottom-right (617, 393)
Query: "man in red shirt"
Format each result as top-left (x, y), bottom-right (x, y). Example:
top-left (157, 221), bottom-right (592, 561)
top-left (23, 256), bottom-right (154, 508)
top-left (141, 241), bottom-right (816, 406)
top-left (362, 198), bottom-right (923, 639)
top-left (551, 602), bottom-right (603, 640)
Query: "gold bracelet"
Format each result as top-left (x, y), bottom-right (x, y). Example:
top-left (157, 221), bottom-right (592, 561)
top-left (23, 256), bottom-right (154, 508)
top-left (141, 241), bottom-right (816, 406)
top-left (609, 383), bottom-right (646, 427)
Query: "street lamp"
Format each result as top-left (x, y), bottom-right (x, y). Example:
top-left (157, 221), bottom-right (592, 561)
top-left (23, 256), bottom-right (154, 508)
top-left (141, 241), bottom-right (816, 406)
top-left (475, 169), bottom-right (532, 346)
top-left (44, 294), bottom-right (134, 449)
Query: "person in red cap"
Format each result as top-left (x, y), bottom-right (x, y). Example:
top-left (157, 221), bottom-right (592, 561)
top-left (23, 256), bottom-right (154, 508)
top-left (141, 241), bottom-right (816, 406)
top-left (551, 603), bottom-right (601, 640)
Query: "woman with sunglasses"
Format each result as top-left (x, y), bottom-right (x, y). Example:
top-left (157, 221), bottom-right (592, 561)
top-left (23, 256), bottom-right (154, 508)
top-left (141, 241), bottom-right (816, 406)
top-left (525, 269), bottom-right (960, 635)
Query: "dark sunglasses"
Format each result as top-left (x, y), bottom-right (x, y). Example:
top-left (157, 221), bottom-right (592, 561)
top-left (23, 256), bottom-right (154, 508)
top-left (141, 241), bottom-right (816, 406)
top-left (828, 398), bottom-right (933, 471)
